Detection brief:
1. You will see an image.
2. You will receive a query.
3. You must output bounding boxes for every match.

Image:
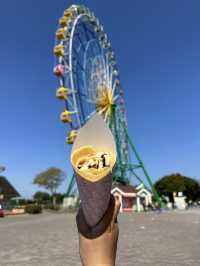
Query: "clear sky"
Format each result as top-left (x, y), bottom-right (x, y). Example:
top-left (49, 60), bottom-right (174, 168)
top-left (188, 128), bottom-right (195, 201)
top-left (0, 0), bottom-right (200, 197)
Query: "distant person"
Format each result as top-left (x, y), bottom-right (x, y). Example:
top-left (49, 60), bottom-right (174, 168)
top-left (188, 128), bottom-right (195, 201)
top-left (142, 201), bottom-right (146, 212)
top-left (148, 203), bottom-right (154, 211)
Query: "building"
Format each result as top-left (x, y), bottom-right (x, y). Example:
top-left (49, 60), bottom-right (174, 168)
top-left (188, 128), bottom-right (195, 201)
top-left (135, 183), bottom-right (152, 212)
top-left (111, 184), bottom-right (137, 212)
top-left (0, 176), bottom-right (20, 205)
top-left (111, 183), bottom-right (152, 212)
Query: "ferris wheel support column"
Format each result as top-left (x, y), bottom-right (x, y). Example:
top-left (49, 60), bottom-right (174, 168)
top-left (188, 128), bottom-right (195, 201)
top-left (123, 124), bottom-right (163, 207)
top-left (66, 174), bottom-right (76, 197)
top-left (110, 105), bottom-right (127, 183)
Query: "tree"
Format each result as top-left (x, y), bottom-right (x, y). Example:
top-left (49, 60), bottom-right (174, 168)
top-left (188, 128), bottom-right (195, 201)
top-left (155, 173), bottom-right (200, 202)
top-left (33, 191), bottom-right (50, 204)
top-left (53, 193), bottom-right (65, 204)
top-left (33, 167), bottom-right (65, 205)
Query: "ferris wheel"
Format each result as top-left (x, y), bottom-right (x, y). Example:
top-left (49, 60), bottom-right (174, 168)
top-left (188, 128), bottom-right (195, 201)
top-left (53, 4), bottom-right (162, 204)
top-left (54, 5), bottom-right (129, 184)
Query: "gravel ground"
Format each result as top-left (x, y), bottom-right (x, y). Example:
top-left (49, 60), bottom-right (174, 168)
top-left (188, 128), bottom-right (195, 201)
top-left (0, 209), bottom-right (200, 266)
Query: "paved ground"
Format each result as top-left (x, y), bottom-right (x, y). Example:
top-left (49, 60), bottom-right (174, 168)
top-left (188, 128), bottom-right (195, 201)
top-left (0, 209), bottom-right (200, 266)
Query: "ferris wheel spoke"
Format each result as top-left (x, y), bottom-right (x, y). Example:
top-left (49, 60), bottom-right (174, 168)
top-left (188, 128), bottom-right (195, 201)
top-left (74, 31), bottom-right (86, 50)
top-left (85, 97), bottom-right (96, 104)
top-left (104, 110), bottom-right (110, 122)
top-left (112, 82), bottom-right (120, 102)
top-left (83, 110), bottom-right (96, 123)
top-left (72, 59), bottom-right (85, 73)
top-left (82, 23), bottom-right (95, 42)
top-left (60, 56), bottom-right (69, 69)
top-left (74, 75), bottom-right (87, 122)
top-left (65, 97), bottom-right (75, 109)
top-left (109, 70), bottom-right (113, 89)
top-left (72, 70), bottom-right (85, 84)
top-left (72, 45), bottom-right (86, 71)
top-left (77, 90), bottom-right (87, 97)
top-left (83, 38), bottom-right (99, 99)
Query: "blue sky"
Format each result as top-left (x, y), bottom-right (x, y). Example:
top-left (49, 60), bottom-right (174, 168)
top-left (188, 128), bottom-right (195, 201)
top-left (0, 0), bottom-right (200, 197)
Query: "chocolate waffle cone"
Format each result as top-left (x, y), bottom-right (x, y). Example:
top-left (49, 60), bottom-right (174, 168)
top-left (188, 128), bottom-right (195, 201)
top-left (71, 114), bottom-right (116, 238)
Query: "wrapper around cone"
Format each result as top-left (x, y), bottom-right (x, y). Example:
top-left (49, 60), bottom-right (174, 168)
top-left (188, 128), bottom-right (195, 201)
top-left (71, 114), bottom-right (116, 234)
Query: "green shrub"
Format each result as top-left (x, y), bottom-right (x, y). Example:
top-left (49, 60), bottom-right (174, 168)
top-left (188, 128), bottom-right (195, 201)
top-left (52, 193), bottom-right (65, 204)
top-left (25, 204), bottom-right (42, 214)
top-left (45, 204), bottom-right (60, 211)
top-left (33, 191), bottom-right (51, 204)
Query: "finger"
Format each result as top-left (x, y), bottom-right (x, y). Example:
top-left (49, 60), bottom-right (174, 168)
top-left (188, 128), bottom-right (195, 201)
top-left (110, 195), bottom-right (121, 230)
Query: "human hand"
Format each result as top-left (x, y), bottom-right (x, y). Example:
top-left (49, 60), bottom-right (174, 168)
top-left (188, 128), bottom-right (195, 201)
top-left (79, 195), bottom-right (121, 266)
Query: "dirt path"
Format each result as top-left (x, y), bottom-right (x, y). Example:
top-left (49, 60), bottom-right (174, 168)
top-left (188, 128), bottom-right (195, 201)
top-left (0, 209), bottom-right (200, 266)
